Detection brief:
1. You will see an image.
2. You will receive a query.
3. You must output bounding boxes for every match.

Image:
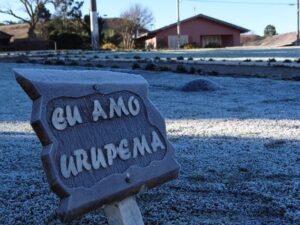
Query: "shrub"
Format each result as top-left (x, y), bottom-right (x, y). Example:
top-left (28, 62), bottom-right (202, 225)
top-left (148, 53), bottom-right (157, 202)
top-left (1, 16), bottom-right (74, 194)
top-left (204, 42), bottom-right (221, 48)
top-left (114, 55), bottom-right (119, 59)
top-left (189, 67), bottom-right (196, 74)
top-left (132, 63), bottom-right (141, 69)
top-left (197, 69), bottom-right (203, 74)
top-left (54, 60), bottom-right (65, 65)
top-left (181, 42), bottom-right (199, 49)
top-left (133, 55), bottom-right (141, 60)
top-left (208, 58), bottom-right (214, 62)
top-left (176, 56), bottom-right (184, 60)
top-left (188, 57), bottom-right (193, 61)
top-left (50, 32), bottom-right (84, 49)
top-left (96, 63), bottom-right (104, 68)
top-left (16, 59), bottom-right (26, 63)
top-left (283, 59), bottom-right (292, 63)
top-left (111, 65), bottom-right (120, 68)
top-left (102, 43), bottom-right (117, 50)
top-left (44, 60), bottom-right (52, 65)
top-left (294, 58), bottom-right (300, 63)
top-left (175, 65), bottom-right (187, 73)
top-left (29, 59), bottom-right (37, 64)
top-left (69, 61), bottom-right (78, 66)
top-left (158, 66), bottom-right (170, 71)
top-left (144, 62), bottom-right (156, 71)
top-left (243, 59), bottom-right (252, 62)
top-left (84, 63), bottom-right (94, 67)
top-left (181, 79), bottom-right (221, 92)
top-left (268, 58), bottom-right (276, 62)
top-left (154, 56), bottom-right (160, 61)
top-left (208, 70), bottom-right (219, 75)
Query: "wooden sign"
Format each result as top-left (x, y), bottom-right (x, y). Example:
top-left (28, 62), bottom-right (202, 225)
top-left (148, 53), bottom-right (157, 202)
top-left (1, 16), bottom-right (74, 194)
top-left (14, 69), bottom-right (180, 222)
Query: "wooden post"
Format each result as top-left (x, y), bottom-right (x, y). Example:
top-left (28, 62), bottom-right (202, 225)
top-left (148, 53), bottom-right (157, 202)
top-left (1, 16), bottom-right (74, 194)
top-left (104, 197), bottom-right (144, 225)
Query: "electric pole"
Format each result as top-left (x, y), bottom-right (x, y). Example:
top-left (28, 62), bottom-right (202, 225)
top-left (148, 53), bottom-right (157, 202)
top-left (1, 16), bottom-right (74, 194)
top-left (297, 0), bottom-right (300, 45)
top-left (90, 0), bottom-right (99, 50)
top-left (177, 0), bottom-right (181, 49)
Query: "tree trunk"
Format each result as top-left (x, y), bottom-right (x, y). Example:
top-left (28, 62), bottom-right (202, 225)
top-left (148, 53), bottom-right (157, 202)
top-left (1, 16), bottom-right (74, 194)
top-left (28, 24), bottom-right (36, 39)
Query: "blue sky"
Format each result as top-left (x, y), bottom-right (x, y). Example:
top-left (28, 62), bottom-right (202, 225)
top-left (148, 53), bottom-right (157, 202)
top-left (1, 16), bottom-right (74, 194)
top-left (0, 0), bottom-right (297, 35)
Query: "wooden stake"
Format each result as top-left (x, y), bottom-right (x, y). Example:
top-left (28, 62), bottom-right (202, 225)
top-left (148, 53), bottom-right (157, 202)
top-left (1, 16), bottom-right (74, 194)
top-left (104, 196), bottom-right (144, 225)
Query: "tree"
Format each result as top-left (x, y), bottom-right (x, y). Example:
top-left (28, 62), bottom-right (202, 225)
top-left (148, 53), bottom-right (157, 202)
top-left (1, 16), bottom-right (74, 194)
top-left (264, 25), bottom-right (277, 37)
top-left (0, 0), bottom-right (52, 38)
top-left (120, 4), bottom-right (154, 49)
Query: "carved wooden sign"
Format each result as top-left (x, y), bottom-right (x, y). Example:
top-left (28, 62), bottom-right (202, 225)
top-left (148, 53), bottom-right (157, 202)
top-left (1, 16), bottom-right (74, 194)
top-left (14, 69), bottom-right (179, 221)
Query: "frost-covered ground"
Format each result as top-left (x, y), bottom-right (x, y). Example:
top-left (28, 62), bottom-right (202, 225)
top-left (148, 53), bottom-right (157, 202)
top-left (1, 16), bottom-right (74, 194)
top-left (0, 63), bottom-right (299, 224)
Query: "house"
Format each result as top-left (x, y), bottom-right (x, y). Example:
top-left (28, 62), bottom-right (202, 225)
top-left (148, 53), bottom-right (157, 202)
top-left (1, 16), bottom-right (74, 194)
top-left (137, 14), bottom-right (249, 49)
top-left (0, 31), bottom-right (12, 46)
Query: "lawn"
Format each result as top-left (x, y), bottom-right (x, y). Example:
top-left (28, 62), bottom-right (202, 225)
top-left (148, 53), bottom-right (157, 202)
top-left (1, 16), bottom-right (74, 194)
top-left (0, 62), bottom-right (299, 224)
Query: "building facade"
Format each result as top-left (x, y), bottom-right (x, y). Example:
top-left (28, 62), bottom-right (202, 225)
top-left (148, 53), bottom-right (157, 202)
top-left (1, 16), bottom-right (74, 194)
top-left (137, 14), bottom-right (249, 49)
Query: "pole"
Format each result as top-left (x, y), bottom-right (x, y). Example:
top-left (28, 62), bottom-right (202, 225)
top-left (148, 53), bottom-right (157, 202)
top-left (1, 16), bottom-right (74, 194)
top-left (90, 0), bottom-right (99, 50)
top-left (297, 0), bottom-right (299, 45)
top-left (177, 0), bottom-right (181, 49)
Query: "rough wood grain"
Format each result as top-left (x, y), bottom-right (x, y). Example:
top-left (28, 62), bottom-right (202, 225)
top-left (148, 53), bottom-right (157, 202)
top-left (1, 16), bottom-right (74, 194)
top-left (104, 197), bottom-right (144, 225)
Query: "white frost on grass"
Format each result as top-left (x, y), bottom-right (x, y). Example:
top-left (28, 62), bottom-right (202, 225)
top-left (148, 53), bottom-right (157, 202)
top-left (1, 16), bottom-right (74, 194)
top-left (0, 63), bottom-right (299, 224)
top-left (0, 121), bottom-right (32, 133)
top-left (166, 119), bottom-right (300, 140)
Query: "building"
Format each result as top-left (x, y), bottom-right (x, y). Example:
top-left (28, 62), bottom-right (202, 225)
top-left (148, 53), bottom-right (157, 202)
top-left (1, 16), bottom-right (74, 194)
top-left (137, 14), bottom-right (249, 49)
top-left (0, 31), bottom-right (12, 46)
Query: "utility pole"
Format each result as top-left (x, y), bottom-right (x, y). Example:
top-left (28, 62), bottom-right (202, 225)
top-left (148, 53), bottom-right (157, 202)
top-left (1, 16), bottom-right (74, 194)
top-left (297, 0), bottom-right (300, 45)
top-left (177, 0), bottom-right (181, 49)
top-left (90, 0), bottom-right (99, 50)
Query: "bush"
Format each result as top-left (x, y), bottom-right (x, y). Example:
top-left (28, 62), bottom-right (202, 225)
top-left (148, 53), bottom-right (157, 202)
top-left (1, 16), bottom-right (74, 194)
top-left (133, 55), bottom-right (141, 60)
top-left (283, 59), bottom-right (292, 63)
top-left (144, 62), bottom-right (156, 71)
top-left (54, 60), bottom-right (65, 65)
top-left (154, 56), bottom-right (160, 61)
top-left (188, 57), bottom-right (193, 61)
top-left (158, 66), bottom-right (170, 71)
top-left (175, 65), bottom-right (187, 73)
top-left (132, 63), bottom-right (141, 70)
top-left (176, 56), bottom-right (184, 60)
top-left (182, 79), bottom-right (221, 92)
top-left (243, 59), bottom-right (252, 62)
top-left (268, 58), bottom-right (276, 62)
top-left (96, 64), bottom-right (104, 68)
top-left (294, 58), bottom-right (300, 63)
top-left (50, 32), bottom-right (84, 49)
top-left (189, 67), bottom-right (196, 74)
top-left (181, 42), bottom-right (199, 49)
top-left (102, 43), bottom-right (117, 50)
top-left (205, 42), bottom-right (221, 48)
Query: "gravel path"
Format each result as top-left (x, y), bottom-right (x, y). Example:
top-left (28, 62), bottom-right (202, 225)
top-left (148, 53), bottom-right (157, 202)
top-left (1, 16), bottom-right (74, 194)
top-left (0, 63), bottom-right (299, 224)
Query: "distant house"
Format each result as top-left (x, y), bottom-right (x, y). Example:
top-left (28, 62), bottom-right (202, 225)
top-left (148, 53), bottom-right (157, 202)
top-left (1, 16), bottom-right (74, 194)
top-left (0, 31), bottom-right (12, 46)
top-left (137, 14), bottom-right (249, 49)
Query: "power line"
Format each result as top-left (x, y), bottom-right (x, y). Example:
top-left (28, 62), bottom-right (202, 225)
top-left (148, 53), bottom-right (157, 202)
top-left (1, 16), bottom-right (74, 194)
top-left (184, 0), bottom-right (295, 6)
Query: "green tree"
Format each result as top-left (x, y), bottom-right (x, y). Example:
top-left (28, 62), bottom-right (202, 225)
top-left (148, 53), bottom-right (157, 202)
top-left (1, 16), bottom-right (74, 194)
top-left (264, 25), bottom-right (277, 37)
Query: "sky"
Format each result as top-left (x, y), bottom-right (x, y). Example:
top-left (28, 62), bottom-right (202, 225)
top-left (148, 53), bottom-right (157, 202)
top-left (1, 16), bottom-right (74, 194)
top-left (0, 0), bottom-right (297, 35)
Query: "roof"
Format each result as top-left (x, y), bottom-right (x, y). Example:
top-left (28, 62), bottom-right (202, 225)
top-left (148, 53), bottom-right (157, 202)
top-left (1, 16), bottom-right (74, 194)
top-left (0, 23), bottom-right (29, 40)
top-left (0, 30), bottom-right (12, 39)
top-left (137, 14), bottom-right (249, 39)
